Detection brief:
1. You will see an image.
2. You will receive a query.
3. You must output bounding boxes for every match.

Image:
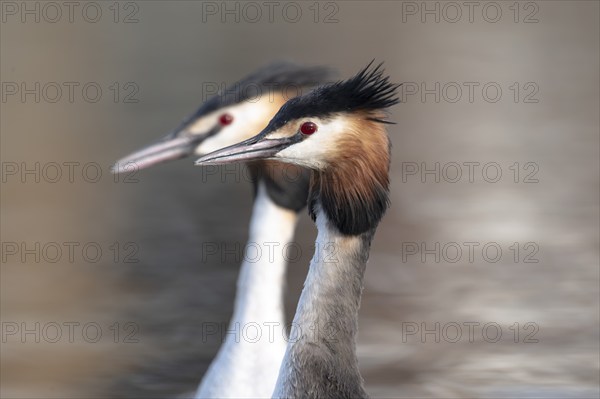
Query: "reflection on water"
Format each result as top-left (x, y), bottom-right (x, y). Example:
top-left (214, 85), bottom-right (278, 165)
top-left (1, 2), bottom-right (599, 398)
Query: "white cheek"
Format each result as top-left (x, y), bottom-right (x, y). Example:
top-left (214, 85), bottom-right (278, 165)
top-left (276, 138), bottom-right (332, 169)
top-left (187, 117), bottom-right (216, 135)
top-left (195, 125), bottom-right (249, 155)
top-left (195, 100), bottom-right (277, 155)
top-left (275, 119), bottom-right (347, 169)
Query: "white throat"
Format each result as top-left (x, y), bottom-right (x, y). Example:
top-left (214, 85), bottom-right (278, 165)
top-left (196, 182), bottom-right (299, 398)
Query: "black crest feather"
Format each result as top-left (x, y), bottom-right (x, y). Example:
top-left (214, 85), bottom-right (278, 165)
top-left (178, 62), bottom-right (335, 129)
top-left (262, 60), bottom-right (400, 133)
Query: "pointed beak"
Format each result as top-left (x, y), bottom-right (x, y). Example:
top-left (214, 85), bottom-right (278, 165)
top-left (194, 135), bottom-right (298, 166)
top-left (111, 129), bottom-right (214, 174)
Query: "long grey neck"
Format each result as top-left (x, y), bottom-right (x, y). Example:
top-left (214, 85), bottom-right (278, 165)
top-left (273, 204), bottom-right (374, 398)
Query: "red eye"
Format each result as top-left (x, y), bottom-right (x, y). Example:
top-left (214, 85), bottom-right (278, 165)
top-left (219, 113), bottom-right (234, 126)
top-left (300, 121), bottom-right (317, 135)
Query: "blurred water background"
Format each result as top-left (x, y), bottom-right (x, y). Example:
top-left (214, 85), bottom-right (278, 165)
top-left (1, 1), bottom-right (599, 398)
